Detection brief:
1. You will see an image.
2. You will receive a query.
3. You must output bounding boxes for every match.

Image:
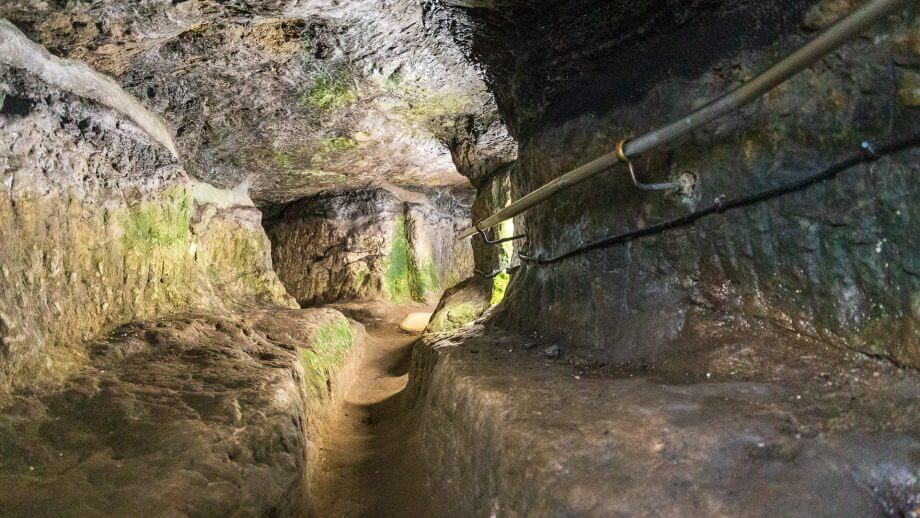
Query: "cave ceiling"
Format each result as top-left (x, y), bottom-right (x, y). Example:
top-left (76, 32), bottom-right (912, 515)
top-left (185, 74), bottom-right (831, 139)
top-left (2, 0), bottom-right (817, 203)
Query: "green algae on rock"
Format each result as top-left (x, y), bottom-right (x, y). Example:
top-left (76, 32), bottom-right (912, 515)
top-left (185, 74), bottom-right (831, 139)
top-left (0, 64), bottom-right (294, 395)
top-left (426, 275), bottom-right (493, 334)
top-left (266, 187), bottom-right (472, 307)
top-left (301, 315), bottom-right (357, 400)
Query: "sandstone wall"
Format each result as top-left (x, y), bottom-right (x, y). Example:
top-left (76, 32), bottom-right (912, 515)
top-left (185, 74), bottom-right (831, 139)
top-left (0, 62), bottom-right (294, 394)
top-left (0, 28), bottom-right (370, 514)
top-left (489, 6), bottom-right (920, 368)
top-left (266, 187), bottom-right (473, 306)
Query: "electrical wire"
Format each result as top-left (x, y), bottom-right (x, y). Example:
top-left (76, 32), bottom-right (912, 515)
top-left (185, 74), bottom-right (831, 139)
top-left (519, 135), bottom-right (920, 265)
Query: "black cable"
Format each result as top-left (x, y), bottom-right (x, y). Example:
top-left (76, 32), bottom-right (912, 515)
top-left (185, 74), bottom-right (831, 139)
top-left (519, 135), bottom-right (920, 265)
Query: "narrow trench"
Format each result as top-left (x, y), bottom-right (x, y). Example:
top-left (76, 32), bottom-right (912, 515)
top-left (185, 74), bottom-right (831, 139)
top-left (308, 304), bottom-right (433, 517)
top-left (260, 182), bottom-right (486, 515)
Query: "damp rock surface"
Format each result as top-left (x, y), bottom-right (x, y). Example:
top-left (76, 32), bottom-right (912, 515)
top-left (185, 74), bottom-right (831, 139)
top-left (491, 5), bottom-right (920, 368)
top-left (1, 0), bottom-right (919, 515)
top-left (406, 322), bottom-right (920, 516)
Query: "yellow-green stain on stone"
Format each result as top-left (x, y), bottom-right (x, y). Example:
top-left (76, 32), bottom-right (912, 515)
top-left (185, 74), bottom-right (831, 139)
top-left (491, 207), bottom-right (515, 306)
top-left (300, 317), bottom-right (354, 399)
top-left (121, 189), bottom-right (192, 251)
top-left (384, 215), bottom-right (439, 303)
top-left (300, 66), bottom-right (356, 112)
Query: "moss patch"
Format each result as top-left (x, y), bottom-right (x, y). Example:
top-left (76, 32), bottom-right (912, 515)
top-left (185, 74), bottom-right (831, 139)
top-left (399, 90), bottom-right (471, 137)
top-left (312, 136), bottom-right (358, 164)
top-left (274, 150), bottom-right (293, 169)
top-left (415, 257), bottom-right (440, 298)
top-left (121, 189), bottom-right (191, 252)
top-left (300, 65), bottom-right (356, 112)
top-left (491, 215), bottom-right (515, 306)
top-left (384, 215), bottom-right (440, 303)
top-left (427, 302), bottom-right (483, 334)
top-left (300, 317), bottom-right (354, 399)
top-left (491, 271), bottom-right (510, 306)
top-left (385, 215), bottom-right (414, 302)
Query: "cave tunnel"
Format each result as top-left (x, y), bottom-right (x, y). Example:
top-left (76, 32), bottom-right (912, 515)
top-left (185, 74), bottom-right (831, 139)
top-left (1, 0), bottom-right (919, 516)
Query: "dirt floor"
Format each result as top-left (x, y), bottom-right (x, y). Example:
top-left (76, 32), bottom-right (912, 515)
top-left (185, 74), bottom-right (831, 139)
top-left (308, 303), bottom-right (434, 517)
top-left (304, 301), bottom-right (920, 516)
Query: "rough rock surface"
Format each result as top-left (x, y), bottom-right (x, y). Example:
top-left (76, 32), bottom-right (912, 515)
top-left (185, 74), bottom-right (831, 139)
top-left (434, 0), bottom-right (813, 136)
top-left (0, 307), bottom-right (364, 517)
top-left (0, 28), bottom-right (378, 517)
top-left (0, 29), bottom-right (369, 515)
top-left (406, 322), bottom-right (920, 516)
top-left (0, 62), bottom-right (293, 394)
top-left (1, 1), bottom-right (516, 204)
top-left (266, 186), bottom-right (473, 306)
top-left (425, 274), bottom-right (493, 334)
top-left (479, 5), bottom-right (920, 367)
top-left (3, 0), bottom-right (920, 514)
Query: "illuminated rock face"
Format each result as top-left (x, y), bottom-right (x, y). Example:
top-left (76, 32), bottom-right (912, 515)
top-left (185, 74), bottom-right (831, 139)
top-left (1, 0), bottom-right (920, 515)
top-left (265, 186), bottom-right (473, 306)
top-left (0, 0), bottom-right (514, 205)
top-left (0, 36), bottom-right (359, 517)
top-left (0, 63), bottom-right (295, 394)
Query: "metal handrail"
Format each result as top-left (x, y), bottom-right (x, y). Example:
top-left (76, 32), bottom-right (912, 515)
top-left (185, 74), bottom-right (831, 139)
top-left (457, 0), bottom-right (907, 239)
top-left (518, 136), bottom-right (919, 264)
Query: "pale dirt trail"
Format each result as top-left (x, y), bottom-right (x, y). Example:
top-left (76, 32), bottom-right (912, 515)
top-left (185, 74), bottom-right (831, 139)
top-left (310, 305), bottom-right (433, 518)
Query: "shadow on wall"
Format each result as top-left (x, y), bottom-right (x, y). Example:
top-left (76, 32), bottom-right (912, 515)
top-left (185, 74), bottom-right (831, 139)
top-left (493, 3), bottom-right (920, 368)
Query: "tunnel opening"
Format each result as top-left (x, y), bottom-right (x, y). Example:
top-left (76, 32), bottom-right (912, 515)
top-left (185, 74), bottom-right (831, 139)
top-left (261, 184), bottom-right (475, 309)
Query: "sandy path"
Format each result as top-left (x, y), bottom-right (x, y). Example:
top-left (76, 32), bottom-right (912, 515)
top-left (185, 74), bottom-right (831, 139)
top-left (309, 306), bottom-right (432, 517)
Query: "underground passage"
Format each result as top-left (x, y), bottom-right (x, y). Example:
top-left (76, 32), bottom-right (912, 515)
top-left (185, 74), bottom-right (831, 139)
top-left (1, 0), bottom-right (919, 515)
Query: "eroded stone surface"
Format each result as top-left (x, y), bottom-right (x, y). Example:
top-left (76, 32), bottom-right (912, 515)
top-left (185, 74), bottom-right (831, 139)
top-left (490, 7), bottom-right (920, 368)
top-left (425, 275), bottom-right (492, 334)
top-left (407, 322), bottom-right (920, 516)
top-left (266, 186), bottom-right (473, 306)
top-left (0, 63), bottom-right (293, 394)
top-left (0, 307), bottom-right (364, 517)
top-left (1, 2), bottom-right (516, 204)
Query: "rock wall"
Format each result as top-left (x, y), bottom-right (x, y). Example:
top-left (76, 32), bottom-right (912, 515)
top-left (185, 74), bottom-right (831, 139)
top-left (0, 26), bottom-right (374, 515)
top-left (1, 1), bottom-right (515, 205)
top-left (265, 187), bottom-right (473, 307)
top-left (0, 52), bottom-right (293, 394)
top-left (476, 4), bottom-right (920, 368)
top-left (405, 320), bottom-right (920, 516)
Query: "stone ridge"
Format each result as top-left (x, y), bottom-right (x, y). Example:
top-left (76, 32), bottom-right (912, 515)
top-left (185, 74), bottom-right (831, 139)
top-left (0, 18), bottom-right (178, 157)
top-left (0, 307), bottom-right (364, 517)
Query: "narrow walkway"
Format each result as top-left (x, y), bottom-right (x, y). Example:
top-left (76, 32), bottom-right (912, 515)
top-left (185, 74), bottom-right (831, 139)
top-left (310, 305), bottom-right (432, 517)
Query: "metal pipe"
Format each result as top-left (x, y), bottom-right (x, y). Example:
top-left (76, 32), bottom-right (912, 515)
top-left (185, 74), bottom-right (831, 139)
top-left (457, 0), bottom-right (907, 239)
top-left (518, 136), bottom-right (920, 264)
top-left (475, 226), bottom-right (528, 246)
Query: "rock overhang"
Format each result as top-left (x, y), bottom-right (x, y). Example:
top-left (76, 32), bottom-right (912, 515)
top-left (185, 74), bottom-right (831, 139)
top-left (1, 0), bottom-right (515, 205)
